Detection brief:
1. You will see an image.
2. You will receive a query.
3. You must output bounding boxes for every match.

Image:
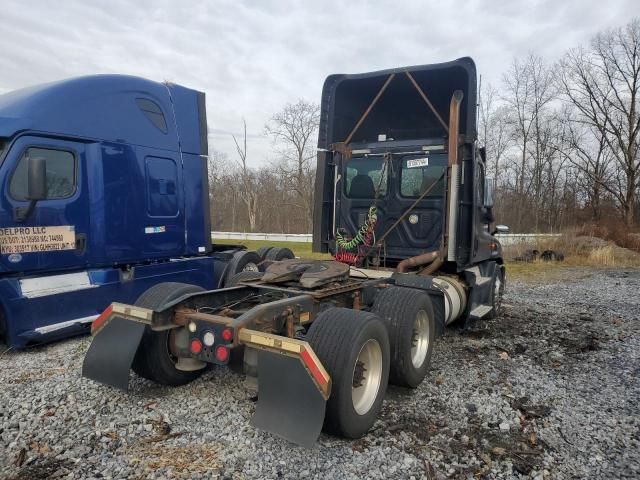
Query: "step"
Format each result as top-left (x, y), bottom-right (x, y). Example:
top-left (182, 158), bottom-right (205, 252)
top-left (469, 304), bottom-right (493, 319)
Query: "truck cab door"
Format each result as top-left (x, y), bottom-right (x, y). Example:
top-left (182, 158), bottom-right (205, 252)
top-left (0, 136), bottom-right (90, 273)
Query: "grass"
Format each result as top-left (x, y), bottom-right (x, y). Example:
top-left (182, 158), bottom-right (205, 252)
top-left (213, 239), bottom-right (330, 260)
top-left (214, 235), bottom-right (640, 283)
top-left (504, 234), bottom-right (640, 281)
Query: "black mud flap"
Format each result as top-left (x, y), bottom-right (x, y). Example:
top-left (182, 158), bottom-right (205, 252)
top-left (251, 349), bottom-right (327, 448)
top-left (82, 317), bottom-right (146, 391)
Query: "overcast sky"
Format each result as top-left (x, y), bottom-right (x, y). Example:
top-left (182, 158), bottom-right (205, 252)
top-left (0, 0), bottom-right (635, 166)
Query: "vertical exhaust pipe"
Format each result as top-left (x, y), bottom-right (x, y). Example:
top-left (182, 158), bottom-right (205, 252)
top-left (445, 90), bottom-right (464, 262)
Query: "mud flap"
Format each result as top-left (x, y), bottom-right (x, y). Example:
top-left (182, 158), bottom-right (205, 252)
top-left (251, 349), bottom-right (327, 448)
top-left (82, 317), bottom-right (146, 391)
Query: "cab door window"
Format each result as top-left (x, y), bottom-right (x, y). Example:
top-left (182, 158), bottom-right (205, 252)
top-left (9, 148), bottom-right (76, 200)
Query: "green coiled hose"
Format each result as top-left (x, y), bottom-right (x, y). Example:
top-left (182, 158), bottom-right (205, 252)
top-left (336, 206), bottom-right (377, 251)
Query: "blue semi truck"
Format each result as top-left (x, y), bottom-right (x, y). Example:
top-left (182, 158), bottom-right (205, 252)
top-left (0, 75), bottom-right (275, 348)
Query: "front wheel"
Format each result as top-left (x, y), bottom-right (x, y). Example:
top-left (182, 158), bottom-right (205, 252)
top-left (306, 308), bottom-right (390, 439)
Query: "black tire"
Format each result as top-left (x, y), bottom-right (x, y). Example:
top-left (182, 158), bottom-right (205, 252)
top-left (132, 282), bottom-right (206, 386)
top-left (373, 287), bottom-right (436, 388)
top-left (255, 246), bottom-right (273, 260)
top-left (306, 308), bottom-right (390, 439)
top-left (225, 270), bottom-right (263, 287)
top-left (226, 250), bottom-right (262, 278)
top-left (486, 265), bottom-right (505, 319)
top-left (265, 247), bottom-right (295, 261)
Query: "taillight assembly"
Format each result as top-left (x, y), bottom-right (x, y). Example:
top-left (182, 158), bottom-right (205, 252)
top-left (190, 338), bottom-right (202, 354)
top-left (202, 330), bottom-right (215, 347)
top-left (221, 328), bottom-right (233, 343)
top-left (215, 345), bottom-right (229, 362)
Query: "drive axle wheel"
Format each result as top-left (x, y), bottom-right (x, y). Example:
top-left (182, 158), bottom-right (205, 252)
top-left (132, 283), bottom-right (206, 386)
top-left (373, 287), bottom-right (435, 388)
top-left (224, 271), bottom-right (263, 287)
top-left (351, 339), bottom-right (384, 415)
top-left (265, 247), bottom-right (295, 261)
top-left (306, 308), bottom-right (390, 439)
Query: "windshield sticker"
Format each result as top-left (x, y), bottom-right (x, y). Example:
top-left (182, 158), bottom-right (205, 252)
top-left (145, 226), bottom-right (166, 234)
top-left (0, 226), bottom-right (76, 254)
top-left (407, 157), bottom-right (429, 168)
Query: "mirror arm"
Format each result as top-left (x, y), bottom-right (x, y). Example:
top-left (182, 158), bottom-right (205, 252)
top-left (13, 200), bottom-right (38, 222)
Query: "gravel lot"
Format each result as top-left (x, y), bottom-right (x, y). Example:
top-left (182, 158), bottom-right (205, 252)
top-left (1, 267), bottom-right (639, 479)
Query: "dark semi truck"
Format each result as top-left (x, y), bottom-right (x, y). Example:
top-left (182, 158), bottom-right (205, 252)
top-left (82, 57), bottom-right (508, 447)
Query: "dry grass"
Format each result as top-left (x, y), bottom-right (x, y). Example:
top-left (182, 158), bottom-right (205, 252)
top-left (7, 367), bottom-right (66, 385)
top-left (124, 443), bottom-right (219, 477)
top-left (504, 233), bottom-right (640, 281)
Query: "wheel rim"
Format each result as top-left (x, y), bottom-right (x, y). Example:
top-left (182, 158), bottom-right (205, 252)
top-left (351, 339), bottom-right (383, 415)
top-left (242, 262), bottom-right (259, 272)
top-left (411, 310), bottom-right (430, 368)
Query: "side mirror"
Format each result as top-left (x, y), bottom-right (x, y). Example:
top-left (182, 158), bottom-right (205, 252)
top-left (495, 224), bottom-right (509, 234)
top-left (483, 177), bottom-right (495, 208)
top-left (27, 156), bottom-right (47, 201)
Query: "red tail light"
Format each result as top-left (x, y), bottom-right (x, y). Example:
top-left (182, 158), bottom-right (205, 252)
top-left (215, 345), bottom-right (229, 362)
top-left (190, 338), bottom-right (202, 354)
top-left (221, 328), bottom-right (233, 342)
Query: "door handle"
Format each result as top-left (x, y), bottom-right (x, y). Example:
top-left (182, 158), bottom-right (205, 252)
top-left (75, 234), bottom-right (87, 255)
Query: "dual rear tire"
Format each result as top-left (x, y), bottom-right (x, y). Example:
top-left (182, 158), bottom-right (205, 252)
top-left (306, 308), bottom-right (390, 439)
top-left (307, 288), bottom-right (435, 438)
top-left (372, 287), bottom-right (436, 388)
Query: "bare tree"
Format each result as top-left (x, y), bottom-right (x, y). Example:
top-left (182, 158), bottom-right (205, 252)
top-left (232, 120), bottom-right (259, 232)
top-left (502, 54), bottom-right (557, 231)
top-left (559, 19), bottom-right (640, 225)
top-left (555, 111), bottom-right (615, 221)
top-left (265, 99), bottom-right (320, 232)
top-left (478, 83), bottom-right (512, 187)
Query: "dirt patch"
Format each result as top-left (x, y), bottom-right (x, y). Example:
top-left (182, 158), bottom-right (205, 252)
top-left (123, 443), bottom-right (220, 478)
top-left (7, 458), bottom-right (74, 480)
top-left (7, 368), bottom-right (66, 385)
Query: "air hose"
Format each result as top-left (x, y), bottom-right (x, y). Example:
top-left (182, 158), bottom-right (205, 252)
top-left (335, 206), bottom-right (378, 251)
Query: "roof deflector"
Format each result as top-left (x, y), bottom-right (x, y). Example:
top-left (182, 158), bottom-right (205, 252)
top-left (330, 70), bottom-right (453, 158)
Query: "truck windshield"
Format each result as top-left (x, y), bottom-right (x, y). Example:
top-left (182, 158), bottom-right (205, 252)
top-left (344, 157), bottom-right (388, 198)
top-left (400, 154), bottom-right (446, 198)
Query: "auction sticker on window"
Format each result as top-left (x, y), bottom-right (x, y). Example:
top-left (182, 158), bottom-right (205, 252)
top-left (407, 157), bottom-right (429, 168)
top-left (0, 226), bottom-right (76, 254)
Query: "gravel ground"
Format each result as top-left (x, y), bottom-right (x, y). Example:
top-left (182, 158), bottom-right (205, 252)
top-left (1, 267), bottom-right (639, 479)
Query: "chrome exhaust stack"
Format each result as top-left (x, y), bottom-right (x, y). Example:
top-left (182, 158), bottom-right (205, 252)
top-left (445, 90), bottom-right (464, 262)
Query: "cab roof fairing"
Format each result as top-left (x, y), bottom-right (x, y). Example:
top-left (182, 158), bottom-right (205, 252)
top-left (317, 57), bottom-right (478, 150)
top-left (0, 74), bottom-right (207, 156)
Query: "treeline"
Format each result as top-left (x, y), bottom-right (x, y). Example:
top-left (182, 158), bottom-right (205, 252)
top-left (208, 100), bottom-right (319, 234)
top-left (210, 18), bottom-right (640, 235)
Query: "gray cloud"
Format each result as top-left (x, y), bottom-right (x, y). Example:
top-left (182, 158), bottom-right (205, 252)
top-left (1, 0), bottom-right (635, 165)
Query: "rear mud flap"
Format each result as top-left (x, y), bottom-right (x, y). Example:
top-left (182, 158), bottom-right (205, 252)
top-left (251, 349), bottom-right (327, 448)
top-left (82, 317), bottom-right (146, 391)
